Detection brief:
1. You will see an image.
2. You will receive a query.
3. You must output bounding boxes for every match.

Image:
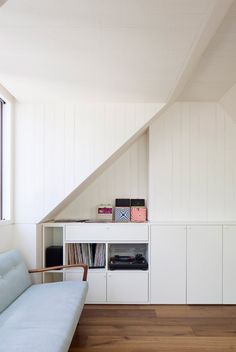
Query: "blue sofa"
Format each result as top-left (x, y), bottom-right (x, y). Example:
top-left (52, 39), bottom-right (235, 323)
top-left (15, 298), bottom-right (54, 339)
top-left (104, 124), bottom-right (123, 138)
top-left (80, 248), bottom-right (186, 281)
top-left (0, 249), bottom-right (88, 352)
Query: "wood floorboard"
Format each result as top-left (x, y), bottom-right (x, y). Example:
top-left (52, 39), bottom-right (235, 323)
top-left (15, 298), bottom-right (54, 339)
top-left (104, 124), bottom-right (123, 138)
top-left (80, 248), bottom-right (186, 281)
top-left (69, 305), bottom-right (236, 351)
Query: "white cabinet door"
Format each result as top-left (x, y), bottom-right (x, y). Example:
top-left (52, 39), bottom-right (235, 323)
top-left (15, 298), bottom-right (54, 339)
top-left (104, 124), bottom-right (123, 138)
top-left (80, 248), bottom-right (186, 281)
top-left (150, 225), bottom-right (187, 304)
top-left (223, 226), bottom-right (236, 304)
top-left (187, 226), bottom-right (222, 304)
top-left (64, 271), bottom-right (107, 303)
top-left (107, 272), bottom-right (149, 303)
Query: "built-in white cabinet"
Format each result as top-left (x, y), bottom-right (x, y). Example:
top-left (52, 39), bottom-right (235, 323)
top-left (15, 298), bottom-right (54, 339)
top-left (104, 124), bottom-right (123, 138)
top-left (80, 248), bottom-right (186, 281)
top-left (107, 272), bottom-right (149, 303)
top-left (223, 226), bottom-right (236, 304)
top-left (150, 225), bottom-right (186, 304)
top-left (187, 225), bottom-right (222, 304)
top-left (43, 223), bottom-right (149, 304)
top-left (43, 222), bottom-right (236, 305)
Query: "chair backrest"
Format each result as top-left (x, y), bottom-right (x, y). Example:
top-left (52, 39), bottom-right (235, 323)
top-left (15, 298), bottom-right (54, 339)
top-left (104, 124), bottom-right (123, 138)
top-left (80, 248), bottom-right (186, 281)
top-left (0, 249), bottom-right (32, 313)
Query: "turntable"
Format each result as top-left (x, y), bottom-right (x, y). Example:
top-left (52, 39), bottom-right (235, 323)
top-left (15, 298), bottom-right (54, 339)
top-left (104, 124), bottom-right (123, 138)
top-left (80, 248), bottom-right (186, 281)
top-left (109, 253), bottom-right (148, 270)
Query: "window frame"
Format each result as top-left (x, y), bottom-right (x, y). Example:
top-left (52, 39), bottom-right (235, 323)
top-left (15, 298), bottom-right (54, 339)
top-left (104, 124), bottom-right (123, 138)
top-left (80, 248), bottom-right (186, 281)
top-left (0, 96), bottom-right (12, 225)
top-left (0, 99), bottom-right (4, 220)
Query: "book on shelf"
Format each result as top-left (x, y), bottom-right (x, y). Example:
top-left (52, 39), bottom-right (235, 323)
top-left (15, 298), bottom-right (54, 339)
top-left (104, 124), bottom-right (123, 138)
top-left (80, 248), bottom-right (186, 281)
top-left (67, 243), bottom-right (105, 268)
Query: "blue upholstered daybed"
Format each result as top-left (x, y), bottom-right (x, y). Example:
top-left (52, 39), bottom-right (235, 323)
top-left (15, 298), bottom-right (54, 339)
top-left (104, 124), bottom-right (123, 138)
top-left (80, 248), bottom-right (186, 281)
top-left (0, 249), bottom-right (88, 352)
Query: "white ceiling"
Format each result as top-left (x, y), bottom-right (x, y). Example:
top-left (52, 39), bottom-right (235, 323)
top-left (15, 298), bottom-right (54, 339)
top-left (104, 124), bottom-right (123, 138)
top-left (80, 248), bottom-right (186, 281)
top-left (0, 0), bottom-right (226, 102)
top-left (181, 0), bottom-right (236, 101)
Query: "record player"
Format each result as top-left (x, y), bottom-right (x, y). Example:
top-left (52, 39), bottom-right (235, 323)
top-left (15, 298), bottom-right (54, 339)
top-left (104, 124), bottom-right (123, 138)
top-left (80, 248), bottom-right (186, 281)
top-left (109, 253), bottom-right (148, 270)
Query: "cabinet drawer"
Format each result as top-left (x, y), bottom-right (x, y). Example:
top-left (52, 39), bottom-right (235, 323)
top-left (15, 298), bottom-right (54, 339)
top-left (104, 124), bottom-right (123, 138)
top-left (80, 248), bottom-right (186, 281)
top-left (107, 272), bottom-right (149, 303)
top-left (65, 224), bottom-right (148, 242)
top-left (64, 271), bottom-right (106, 303)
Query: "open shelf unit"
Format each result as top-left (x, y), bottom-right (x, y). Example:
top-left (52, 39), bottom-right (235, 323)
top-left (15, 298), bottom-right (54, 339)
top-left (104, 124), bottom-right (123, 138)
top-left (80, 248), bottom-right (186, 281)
top-left (66, 243), bottom-right (106, 269)
top-left (42, 224), bottom-right (64, 283)
top-left (43, 222), bottom-right (150, 304)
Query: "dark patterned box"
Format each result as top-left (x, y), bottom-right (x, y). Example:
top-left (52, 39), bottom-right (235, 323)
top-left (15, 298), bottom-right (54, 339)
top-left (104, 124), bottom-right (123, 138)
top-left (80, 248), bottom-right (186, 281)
top-left (115, 207), bottom-right (130, 222)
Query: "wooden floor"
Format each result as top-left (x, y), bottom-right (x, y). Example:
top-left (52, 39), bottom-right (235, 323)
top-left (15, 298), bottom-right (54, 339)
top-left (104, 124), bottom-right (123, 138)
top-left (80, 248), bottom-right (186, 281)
top-left (69, 305), bottom-right (236, 351)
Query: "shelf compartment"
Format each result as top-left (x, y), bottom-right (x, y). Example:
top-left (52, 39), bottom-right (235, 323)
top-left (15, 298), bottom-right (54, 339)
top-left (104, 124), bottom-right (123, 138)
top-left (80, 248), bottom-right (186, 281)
top-left (66, 243), bottom-right (106, 269)
top-left (108, 243), bottom-right (148, 271)
top-left (43, 226), bottom-right (64, 267)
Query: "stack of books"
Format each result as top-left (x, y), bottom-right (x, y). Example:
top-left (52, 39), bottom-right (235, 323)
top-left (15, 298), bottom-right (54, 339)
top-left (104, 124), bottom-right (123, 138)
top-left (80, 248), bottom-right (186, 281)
top-left (67, 243), bottom-right (105, 268)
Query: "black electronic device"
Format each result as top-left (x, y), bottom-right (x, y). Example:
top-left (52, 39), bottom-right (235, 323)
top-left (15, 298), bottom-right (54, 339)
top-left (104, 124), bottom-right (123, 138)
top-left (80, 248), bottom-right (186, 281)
top-left (115, 198), bottom-right (131, 207)
top-left (45, 246), bottom-right (63, 267)
top-left (131, 199), bottom-right (145, 207)
top-left (109, 253), bottom-right (148, 270)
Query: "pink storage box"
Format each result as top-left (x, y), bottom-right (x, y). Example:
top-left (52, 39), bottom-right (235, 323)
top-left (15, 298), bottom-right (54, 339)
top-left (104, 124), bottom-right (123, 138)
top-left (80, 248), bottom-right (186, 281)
top-left (131, 207), bottom-right (147, 222)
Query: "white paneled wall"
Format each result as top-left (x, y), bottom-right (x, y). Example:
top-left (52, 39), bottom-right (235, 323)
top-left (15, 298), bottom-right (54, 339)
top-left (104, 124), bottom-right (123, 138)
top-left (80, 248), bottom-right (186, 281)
top-left (0, 225), bottom-right (13, 252)
top-left (56, 133), bottom-right (147, 220)
top-left (220, 84), bottom-right (236, 123)
top-left (13, 224), bottom-right (38, 268)
top-left (15, 103), bottom-right (161, 223)
top-left (149, 102), bottom-right (236, 221)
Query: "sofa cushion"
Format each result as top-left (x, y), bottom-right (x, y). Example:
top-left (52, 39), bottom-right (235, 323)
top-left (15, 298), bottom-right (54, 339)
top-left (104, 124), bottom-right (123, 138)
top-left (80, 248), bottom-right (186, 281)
top-left (0, 280), bottom-right (88, 352)
top-left (0, 249), bottom-right (32, 313)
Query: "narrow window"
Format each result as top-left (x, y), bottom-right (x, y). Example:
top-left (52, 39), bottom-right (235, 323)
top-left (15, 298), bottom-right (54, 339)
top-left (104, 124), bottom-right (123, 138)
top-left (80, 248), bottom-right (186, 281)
top-left (0, 99), bottom-right (4, 219)
top-left (0, 98), bottom-right (7, 221)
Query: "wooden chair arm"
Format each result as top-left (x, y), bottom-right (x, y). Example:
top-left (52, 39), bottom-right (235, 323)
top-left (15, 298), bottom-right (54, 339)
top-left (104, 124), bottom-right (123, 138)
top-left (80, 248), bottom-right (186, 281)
top-left (28, 264), bottom-right (88, 281)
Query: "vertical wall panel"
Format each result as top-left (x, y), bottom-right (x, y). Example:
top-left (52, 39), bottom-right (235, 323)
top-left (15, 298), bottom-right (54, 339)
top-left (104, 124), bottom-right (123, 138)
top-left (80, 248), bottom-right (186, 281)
top-left (74, 104), bottom-right (92, 185)
top-left (207, 104), bottom-right (225, 220)
top-left (179, 103), bottom-right (191, 220)
top-left (149, 102), bottom-right (236, 221)
top-left (56, 133), bottom-right (148, 220)
top-left (172, 103), bottom-right (185, 220)
top-left (64, 105), bottom-right (76, 194)
top-left (188, 103), bottom-right (206, 220)
top-left (13, 224), bottom-right (38, 268)
top-left (15, 103), bottom-right (161, 223)
top-left (224, 109), bottom-right (236, 220)
top-left (44, 105), bottom-right (65, 215)
top-left (15, 104), bottom-right (44, 223)
top-left (149, 105), bottom-right (173, 220)
top-left (0, 225), bottom-right (13, 251)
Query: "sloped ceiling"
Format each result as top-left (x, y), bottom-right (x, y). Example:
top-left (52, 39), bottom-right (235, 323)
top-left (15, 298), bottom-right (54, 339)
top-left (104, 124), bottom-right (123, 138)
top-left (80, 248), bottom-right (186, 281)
top-left (181, 0), bottom-right (236, 101)
top-left (0, 0), bottom-right (229, 102)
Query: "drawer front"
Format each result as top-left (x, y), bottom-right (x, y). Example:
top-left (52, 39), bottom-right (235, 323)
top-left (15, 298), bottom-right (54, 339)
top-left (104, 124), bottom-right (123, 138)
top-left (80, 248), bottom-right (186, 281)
top-left (65, 224), bottom-right (148, 242)
top-left (64, 271), bottom-right (107, 303)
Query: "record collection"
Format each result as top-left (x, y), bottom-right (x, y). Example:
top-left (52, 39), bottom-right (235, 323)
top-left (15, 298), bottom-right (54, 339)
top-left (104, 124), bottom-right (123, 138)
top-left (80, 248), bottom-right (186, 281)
top-left (67, 243), bottom-right (105, 268)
